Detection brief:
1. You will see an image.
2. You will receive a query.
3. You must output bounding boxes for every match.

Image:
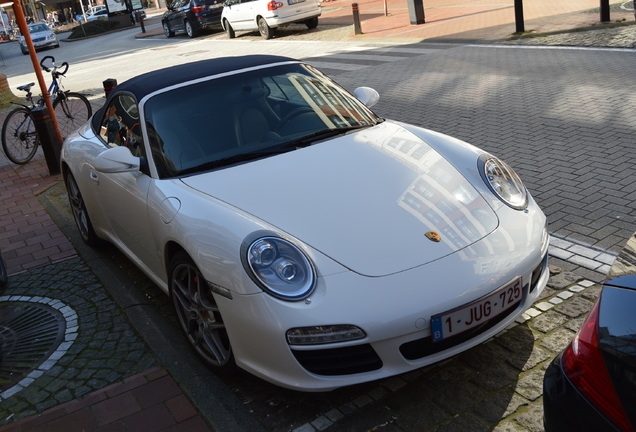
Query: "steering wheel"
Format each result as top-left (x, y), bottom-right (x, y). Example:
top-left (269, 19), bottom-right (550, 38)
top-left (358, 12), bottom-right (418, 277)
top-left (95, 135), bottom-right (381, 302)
top-left (281, 107), bottom-right (314, 123)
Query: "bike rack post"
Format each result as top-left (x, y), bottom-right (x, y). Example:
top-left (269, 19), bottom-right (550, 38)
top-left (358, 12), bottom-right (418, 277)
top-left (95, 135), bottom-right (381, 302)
top-left (32, 106), bottom-right (62, 175)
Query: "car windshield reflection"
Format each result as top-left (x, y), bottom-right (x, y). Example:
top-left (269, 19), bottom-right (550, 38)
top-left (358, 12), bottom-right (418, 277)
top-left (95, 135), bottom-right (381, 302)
top-left (143, 63), bottom-right (381, 178)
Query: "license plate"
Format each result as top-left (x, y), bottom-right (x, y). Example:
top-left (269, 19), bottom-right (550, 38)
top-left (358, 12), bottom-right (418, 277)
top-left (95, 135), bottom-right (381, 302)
top-left (431, 277), bottom-right (522, 342)
top-left (288, 0), bottom-right (306, 4)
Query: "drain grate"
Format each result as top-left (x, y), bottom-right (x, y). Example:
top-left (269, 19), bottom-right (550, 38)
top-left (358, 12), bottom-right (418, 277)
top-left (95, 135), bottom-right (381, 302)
top-left (0, 301), bottom-right (67, 392)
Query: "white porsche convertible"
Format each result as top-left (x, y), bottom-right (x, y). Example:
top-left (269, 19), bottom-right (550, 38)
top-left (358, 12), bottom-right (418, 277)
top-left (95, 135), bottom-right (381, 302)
top-left (61, 55), bottom-right (549, 391)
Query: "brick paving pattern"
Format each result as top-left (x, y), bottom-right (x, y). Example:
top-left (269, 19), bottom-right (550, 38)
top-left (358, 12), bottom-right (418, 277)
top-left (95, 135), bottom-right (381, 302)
top-left (0, 155), bottom-right (74, 275)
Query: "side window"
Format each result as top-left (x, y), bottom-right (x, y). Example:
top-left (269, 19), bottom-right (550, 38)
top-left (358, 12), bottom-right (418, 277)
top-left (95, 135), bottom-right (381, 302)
top-left (99, 94), bottom-right (144, 157)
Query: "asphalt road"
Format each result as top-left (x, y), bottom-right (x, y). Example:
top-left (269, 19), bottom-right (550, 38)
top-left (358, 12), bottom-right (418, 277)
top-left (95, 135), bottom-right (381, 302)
top-left (1, 21), bottom-right (635, 432)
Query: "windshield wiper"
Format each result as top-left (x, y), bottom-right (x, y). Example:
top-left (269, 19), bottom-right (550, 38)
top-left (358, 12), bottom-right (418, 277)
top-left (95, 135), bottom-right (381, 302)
top-left (179, 146), bottom-right (291, 175)
top-left (281, 125), bottom-right (372, 149)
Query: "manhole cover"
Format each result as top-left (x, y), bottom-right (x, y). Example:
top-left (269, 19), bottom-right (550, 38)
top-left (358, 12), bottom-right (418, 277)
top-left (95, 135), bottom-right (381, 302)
top-left (0, 300), bottom-right (70, 394)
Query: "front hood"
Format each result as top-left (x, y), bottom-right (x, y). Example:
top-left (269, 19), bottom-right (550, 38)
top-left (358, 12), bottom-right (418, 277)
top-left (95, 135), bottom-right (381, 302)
top-left (182, 121), bottom-right (498, 276)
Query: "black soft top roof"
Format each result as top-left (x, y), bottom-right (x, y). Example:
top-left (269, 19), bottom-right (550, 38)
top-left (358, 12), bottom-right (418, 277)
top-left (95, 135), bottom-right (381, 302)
top-left (92, 55), bottom-right (297, 129)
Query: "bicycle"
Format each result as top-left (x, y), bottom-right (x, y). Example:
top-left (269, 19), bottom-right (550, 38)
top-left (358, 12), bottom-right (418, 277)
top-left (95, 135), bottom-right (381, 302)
top-left (1, 56), bottom-right (92, 165)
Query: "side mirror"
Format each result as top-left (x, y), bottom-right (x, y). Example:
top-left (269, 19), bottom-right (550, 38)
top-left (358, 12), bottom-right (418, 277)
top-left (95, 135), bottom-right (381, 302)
top-left (94, 146), bottom-right (140, 173)
top-left (354, 87), bottom-right (380, 108)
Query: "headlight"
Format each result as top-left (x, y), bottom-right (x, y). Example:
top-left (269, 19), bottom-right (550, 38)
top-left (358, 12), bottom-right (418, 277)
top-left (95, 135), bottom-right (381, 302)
top-left (478, 155), bottom-right (528, 210)
top-left (243, 236), bottom-right (315, 300)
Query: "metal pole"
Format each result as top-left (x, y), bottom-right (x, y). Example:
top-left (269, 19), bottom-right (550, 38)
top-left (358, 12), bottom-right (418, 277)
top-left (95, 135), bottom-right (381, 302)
top-left (599, 0), bottom-right (610, 22)
top-left (514, 0), bottom-right (524, 33)
top-left (352, 3), bottom-right (362, 35)
top-left (11, 0), bottom-right (62, 144)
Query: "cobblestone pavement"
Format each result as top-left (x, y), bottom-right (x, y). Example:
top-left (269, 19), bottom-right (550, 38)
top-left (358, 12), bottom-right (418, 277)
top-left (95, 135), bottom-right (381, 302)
top-left (0, 258), bottom-right (158, 423)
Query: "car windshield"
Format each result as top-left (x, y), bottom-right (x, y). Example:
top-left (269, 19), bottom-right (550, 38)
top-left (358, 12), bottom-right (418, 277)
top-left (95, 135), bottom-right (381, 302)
top-left (143, 63), bottom-right (382, 178)
top-left (28, 24), bottom-right (49, 32)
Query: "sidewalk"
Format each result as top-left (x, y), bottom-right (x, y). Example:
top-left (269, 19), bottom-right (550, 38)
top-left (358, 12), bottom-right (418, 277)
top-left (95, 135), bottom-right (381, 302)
top-left (1, 4), bottom-right (635, 432)
top-left (137, 0), bottom-right (636, 43)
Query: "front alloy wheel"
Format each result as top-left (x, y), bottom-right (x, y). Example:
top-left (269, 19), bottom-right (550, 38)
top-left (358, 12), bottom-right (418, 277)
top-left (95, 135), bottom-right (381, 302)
top-left (224, 19), bottom-right (235, 38)
top-left (170, 252), bottom-right (234, 370)
top-left (163, 21), bottom-right (175, 37)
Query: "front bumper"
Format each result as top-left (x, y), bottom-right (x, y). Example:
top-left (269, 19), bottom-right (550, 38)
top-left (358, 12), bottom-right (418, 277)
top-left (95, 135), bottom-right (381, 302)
top-left (218, 207), bottom-right (549, 391)
top-left (22, 38), bottom-right (57, 50)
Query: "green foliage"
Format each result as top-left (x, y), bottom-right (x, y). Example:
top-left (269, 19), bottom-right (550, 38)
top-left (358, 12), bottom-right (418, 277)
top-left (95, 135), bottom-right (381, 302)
top-left (68, 20), bottom-right (120, 39)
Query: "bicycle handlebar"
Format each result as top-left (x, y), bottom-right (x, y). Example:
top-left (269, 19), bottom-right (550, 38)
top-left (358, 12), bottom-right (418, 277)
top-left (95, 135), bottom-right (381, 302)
top-left (39, 56), bottom-right (69, 76)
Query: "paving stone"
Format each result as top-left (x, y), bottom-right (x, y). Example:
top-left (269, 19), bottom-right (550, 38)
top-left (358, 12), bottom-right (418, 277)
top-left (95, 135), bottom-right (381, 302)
top-left (530, 310), bottom-right (569, 334)
top-left (513, 402), bottom-right (545, 432)
top-left (539, 328), bottom-right (577, 354)
top-left (514, 371), bottom-right (545, 402)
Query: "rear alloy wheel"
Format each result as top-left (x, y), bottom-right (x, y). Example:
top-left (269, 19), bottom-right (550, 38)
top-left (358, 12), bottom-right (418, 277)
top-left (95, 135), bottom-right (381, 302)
top-left (224, 19), bottom-right (235, 38)
top-left (257, 16), bottom-right (274, 39)
top-left (170, 251), bottom-right (235, 371)
top-left (65, 171), bottom-right (100, 247)
top-left (163, 21), bottom-right (175, 37)
top-left (305, 17), bottom-right (318, 29)
top-left (185, 20), bottom-right (198, 38)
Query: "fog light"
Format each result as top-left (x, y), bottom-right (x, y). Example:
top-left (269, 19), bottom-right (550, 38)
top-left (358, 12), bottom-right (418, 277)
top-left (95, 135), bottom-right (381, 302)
top-left (286, 325), bottom-right (366, 345)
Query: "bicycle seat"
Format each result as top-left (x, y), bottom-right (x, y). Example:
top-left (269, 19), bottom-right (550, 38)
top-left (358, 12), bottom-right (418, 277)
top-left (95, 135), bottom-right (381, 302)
top-left (17, 83), bottom-right (35, 92)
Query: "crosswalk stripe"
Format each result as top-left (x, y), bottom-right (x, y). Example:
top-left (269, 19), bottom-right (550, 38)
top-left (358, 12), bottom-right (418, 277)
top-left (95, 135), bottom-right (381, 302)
top-left (304, 61), bottom-right (367, 71)
top-left (327, 53), bottom-right (409, 62)
top-left (338, 46), bottom-right (441, 55)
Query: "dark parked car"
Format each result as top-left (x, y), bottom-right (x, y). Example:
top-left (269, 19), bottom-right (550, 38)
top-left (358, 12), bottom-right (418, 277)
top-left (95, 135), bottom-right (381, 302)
top-left (162, 0), bottom-right (223, 38)
top-left (543, 235), bottom-right (636, 432)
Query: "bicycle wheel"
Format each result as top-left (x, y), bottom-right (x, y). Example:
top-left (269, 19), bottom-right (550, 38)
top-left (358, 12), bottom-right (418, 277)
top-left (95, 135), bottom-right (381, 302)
top-left (53, 92), bottom-right (92, 139)
top-left (1, 107), bottom-right (39, 165)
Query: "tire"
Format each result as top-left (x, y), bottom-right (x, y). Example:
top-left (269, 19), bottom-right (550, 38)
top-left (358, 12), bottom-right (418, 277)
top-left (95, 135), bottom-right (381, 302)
top-left (169, 251), bottom-right (235, 371)
top-left (224, 19), bottom-right (235, 39)
top-left (185, 20), bottom-right (198, 38)
top-left (1, 107), bottom-right (39, 164)
top-left (305, 17), bottom-right (318, 29)
top-left (53, 92), bottom-right (92, 139)
top-left (257, 16), bottom-right (275, 39)
top-left (163, 21), bottom-right (175, 37)
top-left (65, 171), bottom-right (101, 247)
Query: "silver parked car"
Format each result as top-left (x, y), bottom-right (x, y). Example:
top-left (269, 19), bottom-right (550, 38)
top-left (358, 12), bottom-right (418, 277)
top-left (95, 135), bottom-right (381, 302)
top-left (18, 23), bottom-right (59, 55)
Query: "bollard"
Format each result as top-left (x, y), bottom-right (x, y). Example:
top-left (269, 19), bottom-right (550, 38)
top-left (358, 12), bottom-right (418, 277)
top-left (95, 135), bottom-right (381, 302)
top-left (352, 3), bottom-right (362, 35)
top-left (103, 78), bottom-right (118, 98)
top-left (138, 11), bottom-right (146, 33)
top-left (599, 0), bottom-right (610, 22)
top-left (406, 0), bottom-right (425, 25)
top-left (32, 106), bottom-right (62, 175)
top-left (514, 0), bottom-right (524, 32)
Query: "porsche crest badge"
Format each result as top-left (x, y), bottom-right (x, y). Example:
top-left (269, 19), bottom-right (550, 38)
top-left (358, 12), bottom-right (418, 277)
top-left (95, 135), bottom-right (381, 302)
top-left (425, 231), bottom-right (441, 242)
